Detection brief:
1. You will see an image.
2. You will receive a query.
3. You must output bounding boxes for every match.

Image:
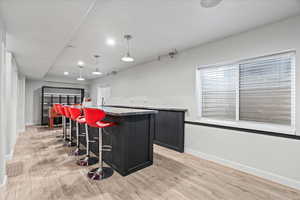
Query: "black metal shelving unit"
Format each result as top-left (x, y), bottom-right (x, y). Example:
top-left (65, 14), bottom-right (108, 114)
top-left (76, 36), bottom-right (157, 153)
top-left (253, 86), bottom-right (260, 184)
top-left (41, 86), bottom-right (84, 125)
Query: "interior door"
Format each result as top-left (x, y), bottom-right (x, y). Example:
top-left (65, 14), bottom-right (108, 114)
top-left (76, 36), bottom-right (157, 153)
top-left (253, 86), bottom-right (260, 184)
top-left (97, 86), bottom-right (111, 106)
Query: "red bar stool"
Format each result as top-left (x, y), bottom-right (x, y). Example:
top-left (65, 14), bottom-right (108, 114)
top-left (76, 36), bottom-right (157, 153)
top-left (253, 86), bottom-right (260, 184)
top-left (74, 107), bottom-right (99, 166)
top-left (69, 107), bottom-right (86, 156)
top-left (64, 106), bottom-right (74, 146)
top-left (57, 104), bottom-right (67, 141)
top-left (53, 104), bottom-right (63, 138)
top-left (84, 108), bottom-right (116, 180)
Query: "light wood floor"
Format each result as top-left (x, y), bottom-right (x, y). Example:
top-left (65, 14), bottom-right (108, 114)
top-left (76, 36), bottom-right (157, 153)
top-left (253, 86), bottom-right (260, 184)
top-left (1, 126), bottom-right (300, 200)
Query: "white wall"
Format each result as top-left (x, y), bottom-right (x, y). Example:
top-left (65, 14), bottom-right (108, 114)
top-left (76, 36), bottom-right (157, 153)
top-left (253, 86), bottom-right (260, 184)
top-left (89, 16), bottom-right (300, 189)
top-left (0, 18), bottom-right (7, 187)
top-left (17, 74), bottom-right (26, 133)
top-left (0, 21), bottom-right (26, 186)
top-left (25, 78), bottom-right (89, 125)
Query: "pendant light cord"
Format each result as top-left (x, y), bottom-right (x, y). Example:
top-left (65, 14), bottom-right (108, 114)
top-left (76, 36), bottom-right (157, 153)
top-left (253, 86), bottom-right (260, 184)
top-left (127, 38), bottom-right (130, 54)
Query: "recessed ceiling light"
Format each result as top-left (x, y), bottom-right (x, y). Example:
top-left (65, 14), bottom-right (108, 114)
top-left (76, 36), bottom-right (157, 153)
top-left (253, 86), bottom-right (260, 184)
top-left (77, 60), bottom-right (85, 67)
top-left (106, 38), bottom-right (116, 46)
top-left (63, 71), bottom-right (69, 75)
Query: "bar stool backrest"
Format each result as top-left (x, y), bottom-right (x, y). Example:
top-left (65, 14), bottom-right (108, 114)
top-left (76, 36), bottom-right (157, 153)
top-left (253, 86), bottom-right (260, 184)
top-left (59, 105), bottom-right (66, 116)
top-left (55, 104), bottom-right (62, 115)
top-left (84, 108), bottom-right (106, 128)
top-left (56, 104), bottom-right (63, 115)
top-left (64, 106), bottom-right (71, 118)
top-left (69, 107), bottom-right (81, 121)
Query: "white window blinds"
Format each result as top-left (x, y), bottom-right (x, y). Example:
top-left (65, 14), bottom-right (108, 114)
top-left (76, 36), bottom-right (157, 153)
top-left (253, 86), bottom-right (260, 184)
top-left (197, 52), bottom-right (295, 127)
top-left (200, 65), bottom-right (237, 120)
top-left (239, 56), bottom-right (292, 125)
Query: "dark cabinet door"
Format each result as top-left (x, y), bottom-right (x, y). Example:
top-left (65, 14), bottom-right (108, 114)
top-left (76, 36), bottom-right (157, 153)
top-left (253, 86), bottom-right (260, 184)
top-left (155, 111), bottom-right (184, 152)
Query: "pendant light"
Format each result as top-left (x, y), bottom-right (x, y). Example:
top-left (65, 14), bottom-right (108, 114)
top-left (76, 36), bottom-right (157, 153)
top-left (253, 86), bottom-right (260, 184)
top-left (77, 61), bottom-right (85, 81)
top-left (200, 0), bottom-right (223, 8)
top-left (121, 34), bottom-right (134, 62)
top-left (92, 55), bottom-right (103, 75)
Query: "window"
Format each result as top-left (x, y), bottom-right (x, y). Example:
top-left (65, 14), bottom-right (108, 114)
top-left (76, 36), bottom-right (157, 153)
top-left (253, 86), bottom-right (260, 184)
top-left (196, 51), bottom-right (295, 134)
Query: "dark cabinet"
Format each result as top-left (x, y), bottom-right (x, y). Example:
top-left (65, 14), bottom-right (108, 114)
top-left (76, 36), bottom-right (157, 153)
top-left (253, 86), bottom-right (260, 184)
top-left (105, 105), bottom-right (186, 153)
top-left (155, 111), bottom-right (185, 152)
top-left (83, 114), bottom-right (155, 176)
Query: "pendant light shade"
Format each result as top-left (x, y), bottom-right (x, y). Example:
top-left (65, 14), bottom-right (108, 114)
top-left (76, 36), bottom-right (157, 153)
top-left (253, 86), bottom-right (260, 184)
top-left (121, 52), bottom-right (134, 62)
top-left (77, 65), bottom-right (85, 81)
top-left (121, 34), bottom-right (134, 62)
top-left (92, 68), bottom-right (102, 75)
top-left (92, 55), bottom-right (103, 75)
top-left (77, 77), bottom-right (85, 81)
top-left (200, 0), bottom-right (223, 8)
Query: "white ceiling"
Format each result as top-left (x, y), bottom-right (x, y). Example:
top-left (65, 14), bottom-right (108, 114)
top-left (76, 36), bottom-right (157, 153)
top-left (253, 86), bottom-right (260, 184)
top-left (1, 0), bottom-right (300, 80)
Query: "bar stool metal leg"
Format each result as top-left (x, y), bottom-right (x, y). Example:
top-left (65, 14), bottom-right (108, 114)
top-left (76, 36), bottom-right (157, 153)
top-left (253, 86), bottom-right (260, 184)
top-left (67, 119), bottom-right (73, 147)
top-left (87, 128), bottom-right (113, 180)
top-left (72, 121), bottom-right (85, 156)
top-left (63, 116), bottom-right (66, 141)
top-left (76, 124), bottom-right (98, 166)
top-left (63, 117), bottom-right (70, 146)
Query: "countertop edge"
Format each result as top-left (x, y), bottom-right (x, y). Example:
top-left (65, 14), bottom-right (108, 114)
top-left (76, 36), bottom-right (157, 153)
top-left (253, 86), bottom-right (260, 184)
top-left (105, 105), bottom-right (188, 112)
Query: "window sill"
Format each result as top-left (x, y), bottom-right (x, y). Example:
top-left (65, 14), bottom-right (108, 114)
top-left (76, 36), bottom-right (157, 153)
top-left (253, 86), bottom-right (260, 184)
top-left (194, 118), bottom-right (296, 136)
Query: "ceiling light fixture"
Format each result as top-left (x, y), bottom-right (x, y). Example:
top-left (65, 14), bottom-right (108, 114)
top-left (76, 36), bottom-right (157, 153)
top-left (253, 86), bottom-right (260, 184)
top-left (92, 69), bottom-right (102, 75)
top-left (64, 71), bottom-right (69, 75)
top-left (106, 38), bottom-right (116, 46)
top-left (200, 0), bottom-right (223, 8)
top-left (92, 55), bottom-right (103, 75)
top-left (121, 34), bottom-right (134, 62)
top-left (77, 65), bottom-right (85, 81)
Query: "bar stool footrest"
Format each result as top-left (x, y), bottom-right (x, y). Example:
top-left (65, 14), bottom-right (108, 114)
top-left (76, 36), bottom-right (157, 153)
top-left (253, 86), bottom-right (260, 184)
top-left (72, 148), bottom-right (86, 156)
top-left (76, 156), bottom-right (98, 166)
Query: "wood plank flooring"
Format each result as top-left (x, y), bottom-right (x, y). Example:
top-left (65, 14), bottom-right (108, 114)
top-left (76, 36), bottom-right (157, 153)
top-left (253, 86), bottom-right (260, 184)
top-left (1, 126), bottom-right (300, 200)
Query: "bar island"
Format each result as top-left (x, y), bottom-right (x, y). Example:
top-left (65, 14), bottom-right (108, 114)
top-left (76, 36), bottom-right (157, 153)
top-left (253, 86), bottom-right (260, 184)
top-left (72, 106), bottom-right (158, 176)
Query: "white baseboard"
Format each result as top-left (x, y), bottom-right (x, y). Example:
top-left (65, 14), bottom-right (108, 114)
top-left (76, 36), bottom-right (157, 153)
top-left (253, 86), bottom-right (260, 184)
top-left (185, 148), bottom-right (300, 190)
top-left (18, 128), bottom-right (25, 133)
top-left (26, 123), bottom-right (37, 126)
top-left (5, 150), bottom-right (14, 161)
top-left (0, 175), bottom-right (7, 188)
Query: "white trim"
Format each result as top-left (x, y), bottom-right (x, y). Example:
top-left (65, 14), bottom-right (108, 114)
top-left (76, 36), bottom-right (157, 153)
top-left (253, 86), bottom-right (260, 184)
top-left (185, 148), bottom-right (300, 190)
top-left (195, 69), bottom-right (202, 117)
top-left (235, 64), bottom-right (239, 121)
top-left (26, 123), bottom-right (38, 126)
top-left (0, 175), bottom-right (7, 188)
top-left (291, 54), bottom-right (296, 135)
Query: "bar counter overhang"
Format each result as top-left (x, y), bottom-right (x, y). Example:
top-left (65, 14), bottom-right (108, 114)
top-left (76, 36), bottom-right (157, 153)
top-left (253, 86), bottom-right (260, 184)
top-left (72, 106), bottom-right (158, 176)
